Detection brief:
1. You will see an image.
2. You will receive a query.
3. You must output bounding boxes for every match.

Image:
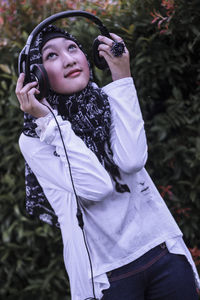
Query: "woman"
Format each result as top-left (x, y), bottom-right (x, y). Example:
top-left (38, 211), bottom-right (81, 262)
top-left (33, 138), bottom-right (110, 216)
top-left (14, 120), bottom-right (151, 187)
top-left (16, 24), bottom-right (200, 300)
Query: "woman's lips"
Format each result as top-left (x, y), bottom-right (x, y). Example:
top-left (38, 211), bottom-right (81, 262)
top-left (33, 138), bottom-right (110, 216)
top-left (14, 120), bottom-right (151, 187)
top-left (65, 70), bottom-right (81, 78)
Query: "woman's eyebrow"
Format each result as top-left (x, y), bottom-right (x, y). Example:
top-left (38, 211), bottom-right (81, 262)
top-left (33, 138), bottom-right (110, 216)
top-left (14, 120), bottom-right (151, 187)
top-left (42, 44), bottom-right (57, 54)
top-left (42, 39), bottom-right (76, 54)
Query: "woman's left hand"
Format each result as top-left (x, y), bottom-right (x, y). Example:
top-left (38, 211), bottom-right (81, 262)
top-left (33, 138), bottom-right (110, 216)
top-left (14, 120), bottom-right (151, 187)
top-left (98, 33), bottom-right (131, 81)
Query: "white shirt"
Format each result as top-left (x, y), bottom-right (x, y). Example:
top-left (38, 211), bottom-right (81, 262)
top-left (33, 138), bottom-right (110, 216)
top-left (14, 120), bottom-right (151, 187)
top-left (19, 78), bottom-right (200, 300)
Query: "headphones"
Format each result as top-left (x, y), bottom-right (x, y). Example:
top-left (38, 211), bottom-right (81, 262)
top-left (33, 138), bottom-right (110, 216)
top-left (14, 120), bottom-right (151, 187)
top-left (18, 10), bottom-right (111, 100)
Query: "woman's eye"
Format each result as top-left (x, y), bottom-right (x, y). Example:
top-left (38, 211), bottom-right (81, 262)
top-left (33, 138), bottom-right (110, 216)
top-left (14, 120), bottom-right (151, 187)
top-left (46, 52), bottom-right (57, 60)
top-left (68, 44), bottom-right (77, 51)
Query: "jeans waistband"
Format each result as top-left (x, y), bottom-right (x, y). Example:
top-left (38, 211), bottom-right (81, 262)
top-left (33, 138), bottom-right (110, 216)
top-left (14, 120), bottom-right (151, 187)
top-left (107, 243), bottom-right (168, 282)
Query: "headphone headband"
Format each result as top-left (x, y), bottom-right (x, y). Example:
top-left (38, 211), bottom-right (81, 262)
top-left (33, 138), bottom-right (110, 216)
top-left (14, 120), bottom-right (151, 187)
top-left (26, 10), bottom-right (110, 49)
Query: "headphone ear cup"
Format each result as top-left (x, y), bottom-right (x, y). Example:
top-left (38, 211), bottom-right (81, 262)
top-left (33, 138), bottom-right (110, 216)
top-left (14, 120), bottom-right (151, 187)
top-left (30, 64), bottom-right (50, 100)
top-left (92, 38), bottom-right (109, 70)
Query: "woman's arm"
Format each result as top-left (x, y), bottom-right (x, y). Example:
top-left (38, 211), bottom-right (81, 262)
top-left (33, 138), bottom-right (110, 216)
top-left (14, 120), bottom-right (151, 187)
top-left (98, 34), bottom-right (148, 174)
top-left (19, 115), bottom-right (113, 201)
top-left (102, 78), bottom-right (148, 174)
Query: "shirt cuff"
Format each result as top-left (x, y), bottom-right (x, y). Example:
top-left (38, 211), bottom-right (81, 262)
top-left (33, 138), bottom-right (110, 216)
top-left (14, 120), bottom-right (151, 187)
top-left (102, 77), bottom-right (134, 94)
top-left (35, 110), bottom-right (58, 140)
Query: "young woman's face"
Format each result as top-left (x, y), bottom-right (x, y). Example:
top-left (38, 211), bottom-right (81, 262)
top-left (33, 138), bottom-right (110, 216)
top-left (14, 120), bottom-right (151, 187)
top-left (42, 37), bottom-right (90, 95)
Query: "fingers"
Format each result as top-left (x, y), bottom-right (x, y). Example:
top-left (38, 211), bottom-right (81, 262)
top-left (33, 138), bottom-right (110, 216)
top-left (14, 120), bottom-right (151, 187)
top-left (16, 73), bottom-right (38, 98)
top-left (16, 73), bottom-right (39, 111)
top-left (97, 36), bottom-right (113, 59)
top-left (16, 74), bottom-right (38, 95)
top-left (97, 34), bottom-right (131, 81)
top-left (15, 73), bottom-right (25, 93)
top-left (98, 44), bottom-right (112, 59)
top-left (98, 35), bottom-right (113, 47)
top-left (97, 33), bottom-right (128, 58)
top-left (98, 33), bottom-right (124, 45)
top-left (109, 33), bottom-right (124, 43)
top-left (16, 74), bottom-right (50, 118)
top-left (19, 87), bottom-right (40, 112)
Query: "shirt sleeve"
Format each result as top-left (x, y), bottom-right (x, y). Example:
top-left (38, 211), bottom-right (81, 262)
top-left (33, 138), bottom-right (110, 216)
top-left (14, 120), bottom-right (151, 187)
top-left (102, 77), bottom-right (148, 174)
top-left (19, 115), bottom-right (113, 202)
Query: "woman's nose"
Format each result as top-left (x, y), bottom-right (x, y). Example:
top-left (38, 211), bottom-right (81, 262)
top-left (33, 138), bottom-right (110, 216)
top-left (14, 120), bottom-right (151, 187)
top-left (62, 52), bottom-right (76, 67)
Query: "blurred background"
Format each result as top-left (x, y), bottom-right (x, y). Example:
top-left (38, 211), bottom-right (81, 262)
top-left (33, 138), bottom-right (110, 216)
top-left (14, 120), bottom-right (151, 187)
top-left (0, 0), bottom-right (200, 299)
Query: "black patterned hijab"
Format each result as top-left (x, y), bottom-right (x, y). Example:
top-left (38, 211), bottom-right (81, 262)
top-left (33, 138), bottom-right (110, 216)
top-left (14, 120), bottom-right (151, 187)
top-left (23, 25), bottom-right (130, 227)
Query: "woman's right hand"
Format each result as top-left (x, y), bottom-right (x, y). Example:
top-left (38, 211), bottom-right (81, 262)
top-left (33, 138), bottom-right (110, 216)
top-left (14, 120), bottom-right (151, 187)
top-left (15, 73), bottom-right (51, 118)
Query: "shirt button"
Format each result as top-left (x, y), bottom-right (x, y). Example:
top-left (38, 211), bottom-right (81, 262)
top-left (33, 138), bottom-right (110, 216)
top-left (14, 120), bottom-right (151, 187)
top-left (160, 242), bottom-right (166, 249)
top-left (107, 271), bottom-right (112, 278)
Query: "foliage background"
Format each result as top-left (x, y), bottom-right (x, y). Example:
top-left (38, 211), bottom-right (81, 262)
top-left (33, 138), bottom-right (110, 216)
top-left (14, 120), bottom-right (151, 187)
top-left (0, 0), bottom-right (200, 299)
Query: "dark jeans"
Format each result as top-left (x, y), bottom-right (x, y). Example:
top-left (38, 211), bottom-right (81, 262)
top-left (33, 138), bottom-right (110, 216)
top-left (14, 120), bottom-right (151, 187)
top-left (102, 243), bottom-right (198, 300)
